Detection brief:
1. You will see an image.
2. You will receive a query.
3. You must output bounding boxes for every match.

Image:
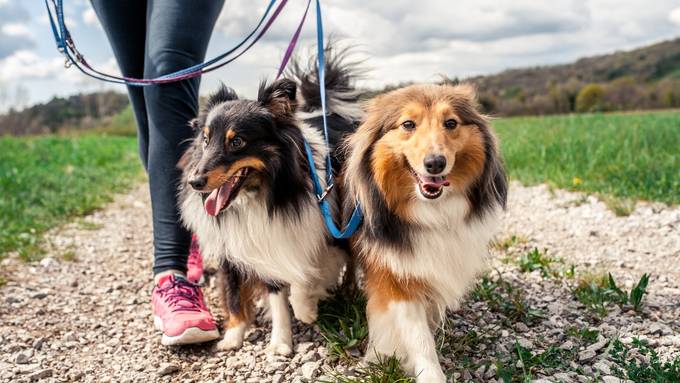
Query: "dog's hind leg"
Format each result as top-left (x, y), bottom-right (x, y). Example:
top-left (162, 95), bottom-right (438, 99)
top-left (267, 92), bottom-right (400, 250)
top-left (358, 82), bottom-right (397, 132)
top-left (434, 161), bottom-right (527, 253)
top-left (215, 261), bottom-right (258, 351)
top-left (265, 284), bottom-right (293, 356)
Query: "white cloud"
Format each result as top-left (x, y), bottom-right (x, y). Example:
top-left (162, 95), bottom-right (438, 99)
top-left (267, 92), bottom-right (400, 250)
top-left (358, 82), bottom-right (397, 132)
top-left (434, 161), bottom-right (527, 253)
top-left (2, 23), bottom-right (31, 37)
top-left (670, 7), bottom-right (680, 26)
top-left (82, 8), bottom-right (100, 29)
top-left (0, 50), bottom-right (62, 82)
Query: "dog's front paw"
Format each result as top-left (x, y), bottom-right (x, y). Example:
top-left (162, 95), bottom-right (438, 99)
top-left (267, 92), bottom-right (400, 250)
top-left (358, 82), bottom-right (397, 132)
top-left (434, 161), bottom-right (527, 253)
top-left (292, 302), bottom-right (318, 324)
top-left (215, 325), bottom-right (246, 351)
top-left (266, 339), bottom-right (292, 356)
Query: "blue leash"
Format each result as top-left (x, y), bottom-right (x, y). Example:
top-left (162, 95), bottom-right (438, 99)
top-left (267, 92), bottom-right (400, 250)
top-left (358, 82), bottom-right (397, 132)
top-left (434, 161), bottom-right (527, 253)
top-left (44, 0), bottom-right (283, 86)
top-left (303, 0), bottom-right (363, 239)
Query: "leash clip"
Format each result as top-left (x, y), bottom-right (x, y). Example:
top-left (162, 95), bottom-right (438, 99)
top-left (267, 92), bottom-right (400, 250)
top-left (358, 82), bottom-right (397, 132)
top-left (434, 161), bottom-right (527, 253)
top-left (317, 184), bottom-right (334, 203)
top-left (64, 56), bottom-right (72, 68)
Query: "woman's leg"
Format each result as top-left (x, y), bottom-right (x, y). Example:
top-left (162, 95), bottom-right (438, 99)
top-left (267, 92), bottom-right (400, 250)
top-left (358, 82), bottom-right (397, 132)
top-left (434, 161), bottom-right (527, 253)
top-left (143, 0), bottom-right (225, 275)
top-left (90, 0), bottom-right (150, 169)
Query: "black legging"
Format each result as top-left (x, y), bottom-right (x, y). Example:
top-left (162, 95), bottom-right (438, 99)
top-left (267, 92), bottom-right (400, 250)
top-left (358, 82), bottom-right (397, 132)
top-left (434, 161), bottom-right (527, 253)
top-left (91, 0), bottom-right (225, 275)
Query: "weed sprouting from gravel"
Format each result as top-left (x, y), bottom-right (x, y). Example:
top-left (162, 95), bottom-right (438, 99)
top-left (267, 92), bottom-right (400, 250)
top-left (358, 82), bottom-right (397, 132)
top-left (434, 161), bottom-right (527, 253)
top-left (492, 234), bottom-right (528, 251)
top-left (610, 338), bottom-right (680, 382)
top-left (601, 195), bottom-right (636, 217)
top-left (470, 272), bottom-right (543, 325)
top-left (566, 326), bottom-right (600, 344)
top-left (629, 274), bottom-right (650, 312)
top-left (495, 342), bottom-right (579, 382)
top-left (573, 272), bottom-right (650, 317)
top-left (320, 355), bottom-right (414, 383)
top-left (317, 285), bottom-right (369, 361)
top-left (507, 248), bottom-right (575, 279)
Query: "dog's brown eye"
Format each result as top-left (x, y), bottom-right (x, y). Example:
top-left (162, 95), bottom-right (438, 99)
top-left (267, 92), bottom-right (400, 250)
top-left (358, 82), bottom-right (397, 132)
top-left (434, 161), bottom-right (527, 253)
top-left (230, 136), bottom-right (246, 150)
top-left (401, 120), bottom-right (416, 131)
top-left (202, 134), bottom-right (209, 147)
top-left (444, 119), bottom-right (458, 130)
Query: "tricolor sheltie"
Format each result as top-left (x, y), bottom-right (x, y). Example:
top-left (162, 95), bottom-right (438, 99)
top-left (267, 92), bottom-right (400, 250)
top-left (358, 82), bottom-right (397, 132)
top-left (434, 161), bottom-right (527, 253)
top-left (178, 49), bottom-right (361, 355)
top-left (343, 84), bottom-right (507, 381)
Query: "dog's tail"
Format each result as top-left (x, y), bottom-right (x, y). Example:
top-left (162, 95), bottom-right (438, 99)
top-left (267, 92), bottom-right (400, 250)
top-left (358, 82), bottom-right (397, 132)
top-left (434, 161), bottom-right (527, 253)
top-left (287, 42), bottom-right (364, 123)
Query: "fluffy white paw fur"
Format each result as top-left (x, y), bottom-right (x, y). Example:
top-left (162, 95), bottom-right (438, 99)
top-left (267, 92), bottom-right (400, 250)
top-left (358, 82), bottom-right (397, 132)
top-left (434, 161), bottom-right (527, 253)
top-left (215, 323), bottom-right (246, 351)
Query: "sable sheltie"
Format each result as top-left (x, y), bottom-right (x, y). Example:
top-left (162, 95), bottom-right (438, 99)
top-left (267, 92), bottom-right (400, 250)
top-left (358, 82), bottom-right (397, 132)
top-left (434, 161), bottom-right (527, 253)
top-left (178, 49), bottom-right (361, 355)
top-left (343, 83), bottom-right (507, 382)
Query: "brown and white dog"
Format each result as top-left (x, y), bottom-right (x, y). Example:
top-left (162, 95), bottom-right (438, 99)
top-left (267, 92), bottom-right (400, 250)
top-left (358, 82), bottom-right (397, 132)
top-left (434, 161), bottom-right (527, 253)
top-left (343, 83), bottom-right (507, 382)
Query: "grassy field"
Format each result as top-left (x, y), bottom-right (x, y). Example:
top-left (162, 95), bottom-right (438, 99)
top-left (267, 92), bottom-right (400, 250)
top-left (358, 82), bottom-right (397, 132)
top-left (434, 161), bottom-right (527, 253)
top-left (0, 135), bottom-right (143, 260)
top-left (493, 110), bottom-right (679, 206)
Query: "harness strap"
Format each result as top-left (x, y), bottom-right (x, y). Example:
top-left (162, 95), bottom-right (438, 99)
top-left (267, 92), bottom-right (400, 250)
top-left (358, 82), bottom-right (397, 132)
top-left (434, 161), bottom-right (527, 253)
top-left (299, 0), bottom-right (363, 240)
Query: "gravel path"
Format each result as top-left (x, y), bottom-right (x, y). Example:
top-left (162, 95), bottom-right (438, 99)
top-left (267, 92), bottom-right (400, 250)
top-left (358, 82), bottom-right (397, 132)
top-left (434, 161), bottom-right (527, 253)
top-left (0, 182), bottom-right (678, 382)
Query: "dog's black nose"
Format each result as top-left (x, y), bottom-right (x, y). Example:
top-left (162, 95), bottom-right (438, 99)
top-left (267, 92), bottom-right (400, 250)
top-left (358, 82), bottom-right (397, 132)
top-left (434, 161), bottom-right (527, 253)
top-left (189, 175), bottom-right (207, 190)
top-left (424, 155), bottom-right (446, 175)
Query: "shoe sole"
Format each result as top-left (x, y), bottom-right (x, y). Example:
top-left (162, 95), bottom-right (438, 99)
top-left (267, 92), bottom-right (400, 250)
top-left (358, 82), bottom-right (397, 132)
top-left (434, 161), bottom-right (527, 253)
top-left (153, 316), bottom-right (220, 346)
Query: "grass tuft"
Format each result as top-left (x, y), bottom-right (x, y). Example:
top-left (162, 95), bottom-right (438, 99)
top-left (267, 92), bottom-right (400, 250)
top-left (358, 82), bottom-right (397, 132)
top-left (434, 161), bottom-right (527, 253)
top-left (573, 272), bottom-right (650, 316)
top-left (496, 341), bottom-right (578, 382)
top-left (317, 284), bottom-right (369, 361)
top-left (491, 234), bottom-right (528, 251)
top-left (61, 250), bottom-right (77, 262)
top-left (601, 195), bottom-right (637, 216)
top-left (610, 338), bottom-right (680, 382)
top-left (510, 248), bottom-right (574, 279)
top-left (470, 273), bottom-right (543, 324)
top-left (320, 355), bottom-right (414, 383)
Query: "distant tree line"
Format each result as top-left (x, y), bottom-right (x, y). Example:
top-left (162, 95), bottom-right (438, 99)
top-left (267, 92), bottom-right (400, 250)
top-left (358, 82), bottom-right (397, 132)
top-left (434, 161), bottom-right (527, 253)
top-left (365, 38), bottom-right (680, 117)
top-left (474, 76), bottom-right (680, 116)
top-left (0, 91), bottom-right (128, 136)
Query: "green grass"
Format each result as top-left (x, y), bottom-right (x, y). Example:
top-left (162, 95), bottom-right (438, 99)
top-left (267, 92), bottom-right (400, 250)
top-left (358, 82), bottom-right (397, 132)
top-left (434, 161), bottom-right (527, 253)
top-left (496, 342), bottom-right (579, 383)
top-left (610, 338), bottom-right (680, 382)
top-left (470, 272), bottom-right (543, 325)
top-left (491, 234), bottom-right (528, 251)
top-left (317, 285), bottom-right (369, 361)
top-left (320, 355), bottom-right (414, 383)
top-left (572, 272), bottom-right (650, 317)
top-left (494, 111), bottom-right (680, 205)
top-left (0, 134), bottom-right (142, 261)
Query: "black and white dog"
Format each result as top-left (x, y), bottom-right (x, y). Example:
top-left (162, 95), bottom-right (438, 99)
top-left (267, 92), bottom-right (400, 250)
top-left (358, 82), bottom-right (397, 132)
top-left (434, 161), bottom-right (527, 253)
top-left (178, 48), bottom-right (361, 355)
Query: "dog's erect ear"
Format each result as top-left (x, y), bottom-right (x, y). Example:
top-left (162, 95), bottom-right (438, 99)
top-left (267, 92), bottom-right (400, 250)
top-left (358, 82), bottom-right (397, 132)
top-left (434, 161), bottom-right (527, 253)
top-left (258, 79), bottom-right (297, 116)
top-left (205, 84), bottom-right (239, 111)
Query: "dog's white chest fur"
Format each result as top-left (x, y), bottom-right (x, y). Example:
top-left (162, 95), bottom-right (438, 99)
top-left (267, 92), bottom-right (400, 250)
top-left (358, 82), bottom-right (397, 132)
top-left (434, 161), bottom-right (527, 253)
top-left (379, 194), bottom-right (499, 308)
top-left (181, 191), bottom-right (327, 286)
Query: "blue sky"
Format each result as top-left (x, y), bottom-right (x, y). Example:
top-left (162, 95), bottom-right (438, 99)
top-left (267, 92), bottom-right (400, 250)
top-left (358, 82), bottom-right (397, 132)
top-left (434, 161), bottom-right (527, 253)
top-left (1, 0), bottom-right (679, 111)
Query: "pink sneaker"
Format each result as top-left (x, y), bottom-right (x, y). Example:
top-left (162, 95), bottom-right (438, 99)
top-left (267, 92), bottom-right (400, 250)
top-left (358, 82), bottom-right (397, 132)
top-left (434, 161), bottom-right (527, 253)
top-left (152, 274), bottom-right (220, 346)
top-left (187, 234), bottom-right (204, 284)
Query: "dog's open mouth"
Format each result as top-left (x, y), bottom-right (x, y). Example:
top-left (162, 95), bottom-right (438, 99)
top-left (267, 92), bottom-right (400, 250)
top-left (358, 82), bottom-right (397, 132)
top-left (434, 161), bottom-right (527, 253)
top-left (409, 167), bottom-right (450, 199)
top-left (203, 168), bottom-right (249, 216)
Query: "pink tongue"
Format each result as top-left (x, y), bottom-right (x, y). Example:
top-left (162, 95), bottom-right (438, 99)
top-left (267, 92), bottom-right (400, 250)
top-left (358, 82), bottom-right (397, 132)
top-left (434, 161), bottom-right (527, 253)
top-left (422, 176), bottom-right (450, 188)
top-left (204, 181), bottom-right (234, 216)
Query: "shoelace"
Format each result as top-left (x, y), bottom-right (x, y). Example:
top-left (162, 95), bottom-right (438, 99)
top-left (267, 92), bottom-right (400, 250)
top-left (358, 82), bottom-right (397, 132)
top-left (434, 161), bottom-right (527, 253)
top-left (156, 278), bottom-right (203, 313)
